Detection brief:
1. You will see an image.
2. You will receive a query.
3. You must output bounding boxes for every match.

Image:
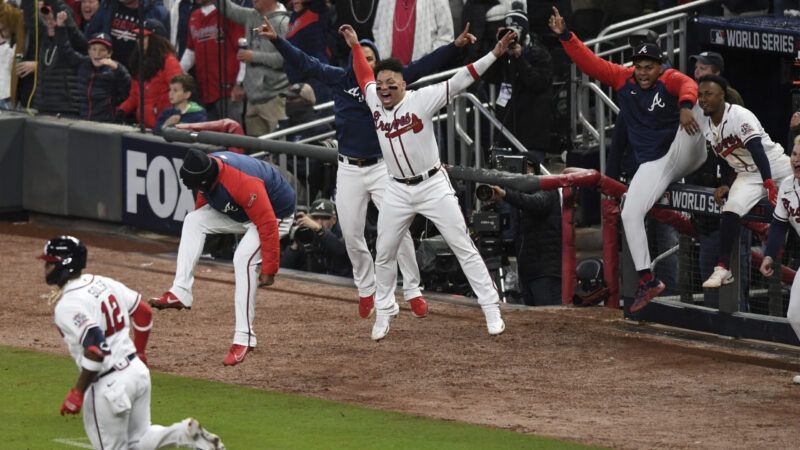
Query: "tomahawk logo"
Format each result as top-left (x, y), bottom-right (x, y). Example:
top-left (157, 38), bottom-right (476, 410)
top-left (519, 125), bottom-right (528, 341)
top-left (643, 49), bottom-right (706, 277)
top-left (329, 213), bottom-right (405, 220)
top-left (648, 92), bottom-right (666, 111)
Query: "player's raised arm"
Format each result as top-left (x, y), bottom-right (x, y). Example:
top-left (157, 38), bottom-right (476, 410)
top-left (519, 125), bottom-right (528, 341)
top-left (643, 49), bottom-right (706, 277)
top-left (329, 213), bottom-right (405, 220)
top-left (442, 29), bottom-right (515, 99)
top-left (339, 25), bottom-right (374, 93)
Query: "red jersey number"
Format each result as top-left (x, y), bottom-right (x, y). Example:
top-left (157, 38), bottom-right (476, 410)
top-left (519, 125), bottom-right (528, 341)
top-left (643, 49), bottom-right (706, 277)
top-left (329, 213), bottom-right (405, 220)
top-left (101, 295), bottom-right (125, 337)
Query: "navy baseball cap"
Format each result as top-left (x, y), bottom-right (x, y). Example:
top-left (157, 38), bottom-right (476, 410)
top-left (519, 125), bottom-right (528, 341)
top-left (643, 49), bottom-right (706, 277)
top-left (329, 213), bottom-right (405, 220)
top-left (690, 51), bottom-right (724, 72)
top-left (631, 43), bottom-right (663, 63)
top-left (87, 32), bottom-right (113, 49)
top-left (133, 19), bottom-right (168, 39)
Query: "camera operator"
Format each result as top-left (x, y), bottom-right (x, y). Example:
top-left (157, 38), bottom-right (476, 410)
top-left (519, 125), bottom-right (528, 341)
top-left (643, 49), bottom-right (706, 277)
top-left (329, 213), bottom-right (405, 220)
top-left (280, 198), bottom-right (352, 278)
top-left (488, 157), bottom-right (561, 306)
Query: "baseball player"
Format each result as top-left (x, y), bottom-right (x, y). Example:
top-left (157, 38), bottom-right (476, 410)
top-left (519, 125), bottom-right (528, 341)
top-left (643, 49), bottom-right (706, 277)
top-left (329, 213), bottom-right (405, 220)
top-left (40, 235), bottom-right (225, 449)
top-left (549, 7), bottom-right (706, 313)
top-left (759, 136), bottom-right (800, 385)
top-left (150, 149), bottom-right (296, 366)
top-left (340, 23), bottom-right (514, 341)
top-left (258, 18), bottom-right (475, 320)
top-left (694, 75), bottom-right (792, 288)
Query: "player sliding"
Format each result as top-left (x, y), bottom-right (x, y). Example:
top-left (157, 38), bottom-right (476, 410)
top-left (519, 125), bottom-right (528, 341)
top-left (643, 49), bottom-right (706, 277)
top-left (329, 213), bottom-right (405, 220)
top-left (548, 7), bottom-right (705, 313)
top-left (39, 236), bottom-right (224, 449)
top-left (695, 75), bottom-right (791, 288)
top-left (339, 23), bottom-right (514, 341)
top-left (759, 137), bottom-right (800, 385)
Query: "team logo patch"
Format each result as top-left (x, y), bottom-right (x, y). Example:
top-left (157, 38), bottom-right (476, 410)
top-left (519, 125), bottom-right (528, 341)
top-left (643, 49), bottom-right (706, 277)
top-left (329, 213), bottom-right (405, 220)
top-left (741, 123), bottom-right (754, 135)
top-left (72, 312), bottom-right (90, 328)
top-left (247, 193), bottom-right (257, 208)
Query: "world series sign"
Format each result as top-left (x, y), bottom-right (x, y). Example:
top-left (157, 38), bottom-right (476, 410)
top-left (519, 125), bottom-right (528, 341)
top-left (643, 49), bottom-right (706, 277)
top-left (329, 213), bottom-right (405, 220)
top-left (653, 183), bottom-right (772, 222)
top-left (693, 16), bottom-right (800, 58)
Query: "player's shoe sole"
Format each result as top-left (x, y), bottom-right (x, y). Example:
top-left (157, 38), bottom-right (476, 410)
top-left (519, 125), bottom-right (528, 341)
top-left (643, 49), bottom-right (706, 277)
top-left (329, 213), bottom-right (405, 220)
top-left (629, 280), bottom-right (665, 313)
top-left (149, 291), bottom-right (190, 310)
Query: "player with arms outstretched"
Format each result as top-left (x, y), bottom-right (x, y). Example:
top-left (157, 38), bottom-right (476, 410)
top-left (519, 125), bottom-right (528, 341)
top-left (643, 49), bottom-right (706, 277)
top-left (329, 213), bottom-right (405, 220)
top-left (340, 23), bottom-right (514, 340)
top-left (40, 236), bottom-right (224, 449)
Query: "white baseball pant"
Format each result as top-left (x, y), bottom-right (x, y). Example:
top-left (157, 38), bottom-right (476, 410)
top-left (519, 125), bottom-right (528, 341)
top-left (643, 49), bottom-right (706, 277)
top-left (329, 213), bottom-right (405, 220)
top-left (335, 159), bottom-right (422, 300)
top-left (723, 156), bottom-right (792, 216)
top-left (83, 357), bottom-right (204, 449)
top-left (788, 268), bottom-right (800, 341)
top-left (170, 205), bottom-right (286, 347)
top-left (621, 127), bottom-right (707, 271)
top-left (374, 170), bottom-right (499, 312)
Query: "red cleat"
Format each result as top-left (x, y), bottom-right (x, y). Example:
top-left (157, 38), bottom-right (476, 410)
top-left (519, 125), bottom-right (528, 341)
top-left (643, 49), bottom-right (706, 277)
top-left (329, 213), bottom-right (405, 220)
top-left (148, 291), bottom-right (189, 310)
top-left (408, 296), bottom-right (428, 318)
top-left (359, 294), bottom-right (375, 319)
top-left (222, 344), bottom-right (252, 366)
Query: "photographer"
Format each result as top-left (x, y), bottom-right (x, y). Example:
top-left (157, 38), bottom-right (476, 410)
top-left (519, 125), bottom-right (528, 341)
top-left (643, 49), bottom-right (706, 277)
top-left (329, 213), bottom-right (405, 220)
top-left (280, 198), bottom-right (352, 278)
top-left (489, 157), bottom-right (561, 306)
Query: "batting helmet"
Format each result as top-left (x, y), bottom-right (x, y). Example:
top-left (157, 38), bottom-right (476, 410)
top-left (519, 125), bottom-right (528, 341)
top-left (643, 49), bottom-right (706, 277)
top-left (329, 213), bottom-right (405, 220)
top-left (39, 236), bottom-right (87, 286)
top-left (573, 257), bottom-right (608, 307)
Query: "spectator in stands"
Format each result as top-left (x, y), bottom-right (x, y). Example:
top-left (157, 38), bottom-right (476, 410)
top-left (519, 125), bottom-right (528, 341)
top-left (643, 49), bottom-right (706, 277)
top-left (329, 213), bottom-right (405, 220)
top-left (483, 1), bottom-right (553, 163)
top-left (281, 198), bottom-right (353, 277)
top-left (371, 0), bottom-right (454, 65)
top-left (22, 3), bottom-right (85, 117)
top-left (690, 51), bottom-right (743, 106)
top-left (461, 0), bottom-right (513, 64)
top-left (118, 19), bottom-right (183, 129)
top-left (221, 0), bottom-right (290, 137)
top-left (490, 157), bottom-right (562, 306)
top-left (0, 2), bottom-right (22, 109)
top-left (789, 112), bottom-right (800, 147)
top-left (154, 74), bottom-right (207, 133)
top-left (169, 0), bottom-right (195, 58)
top-left (332, 0), bottom-right (377, 67)
top-left (180, 0), bottom-right (244, 122)
top-left (285, 0), bottom-right (332, 104)
top-left (85, 0), bottom-right (170, 72)
top-left (79, 0), bottom-right (100, 33)
top-left (56, 26), bottom-right (131, 122)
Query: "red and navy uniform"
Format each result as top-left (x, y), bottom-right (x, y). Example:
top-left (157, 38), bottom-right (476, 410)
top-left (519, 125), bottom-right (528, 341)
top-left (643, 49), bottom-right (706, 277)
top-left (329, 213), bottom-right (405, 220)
top-left (195, 152), bottom-right (295, 275)
top-left (186, 8), bottom-right (244, 105)
top-left (560, 32), bottom-right (697, 165)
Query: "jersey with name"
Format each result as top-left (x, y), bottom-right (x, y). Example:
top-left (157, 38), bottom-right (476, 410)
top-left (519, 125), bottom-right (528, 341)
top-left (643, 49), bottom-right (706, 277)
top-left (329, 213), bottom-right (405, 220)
top-left (54, 274), bottom-right (140, 372)
top-left (700, 103), bottom-right (784, 173)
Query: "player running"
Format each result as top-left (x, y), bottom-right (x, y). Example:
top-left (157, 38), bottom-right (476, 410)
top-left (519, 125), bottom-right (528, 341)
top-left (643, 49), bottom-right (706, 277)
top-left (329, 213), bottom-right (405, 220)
top-left (340, 23), bottom-right (514, 341)
top-left (695, 75), bottom-right (792, 288)
top-left (39, 236), bottom-right (224, 449)
top-left (549, 7), bottom-right (705, 313)
top-left (759, 136), bottom-right (800, 385)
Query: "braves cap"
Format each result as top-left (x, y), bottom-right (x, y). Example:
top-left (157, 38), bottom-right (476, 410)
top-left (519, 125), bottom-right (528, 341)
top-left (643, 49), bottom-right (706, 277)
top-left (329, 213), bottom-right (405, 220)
top-left (631, 42), bottom-right (663, 63)
top-left (309, 198), bottom-right (336, 218)
top-left (87, 32), bottom-right (112, 49)
top-left (690, 51), bottom-right (724, 72)
top-left (133, 19), bottom-right (168, 39)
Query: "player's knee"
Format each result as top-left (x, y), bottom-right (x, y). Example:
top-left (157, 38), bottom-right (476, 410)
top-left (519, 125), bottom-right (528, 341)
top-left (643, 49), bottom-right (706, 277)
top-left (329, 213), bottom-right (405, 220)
top-left (182, 209), bottom-right (202, 229)
top-left (620, 203), bottom-right (641, 225)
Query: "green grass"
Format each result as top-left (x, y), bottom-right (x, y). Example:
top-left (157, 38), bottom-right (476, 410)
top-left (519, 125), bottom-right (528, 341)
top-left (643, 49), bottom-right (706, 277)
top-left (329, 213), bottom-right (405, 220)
top-left (0, 346), bottom-right (594, 449)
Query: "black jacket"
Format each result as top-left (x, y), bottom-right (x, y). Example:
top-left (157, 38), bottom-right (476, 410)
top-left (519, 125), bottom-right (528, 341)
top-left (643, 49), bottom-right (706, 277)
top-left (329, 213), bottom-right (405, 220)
top-left (280, 224), bottom-right (352, 278)
top-left (483, 38), bottom-right (553, 152)
top-left (503, 189), bottom-right (562, 280)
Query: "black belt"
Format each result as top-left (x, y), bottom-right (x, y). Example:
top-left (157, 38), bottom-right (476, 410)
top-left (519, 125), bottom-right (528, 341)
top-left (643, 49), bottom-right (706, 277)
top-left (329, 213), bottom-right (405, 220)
top-left (97, 353), bottom-right (136, 380)
top-left (394, 166), bottom-right (440, 185)
top-left (338, 155), bottom-right (382, 167)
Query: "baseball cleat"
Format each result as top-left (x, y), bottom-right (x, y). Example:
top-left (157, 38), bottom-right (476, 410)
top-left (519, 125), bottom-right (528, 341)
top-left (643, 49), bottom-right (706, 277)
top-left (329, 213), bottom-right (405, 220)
top-left (222, 344), bottom-right (252, 366)
top-left (371, 305), bottom-right (399, 341)
top-left (408, 296), bottom-right (428, 318)
top-left (702, 266), bottom-right (734, 289)
top-left (186, 418), bottom-right (225, 450)
top-left (630, 278), bottom-right (665, 313)
top-left (149, 291), bottom-right (189, 310)
top-left (359, 294), bottom-right (375, 319)
top-left (482, 307), bottom-right (505, 336)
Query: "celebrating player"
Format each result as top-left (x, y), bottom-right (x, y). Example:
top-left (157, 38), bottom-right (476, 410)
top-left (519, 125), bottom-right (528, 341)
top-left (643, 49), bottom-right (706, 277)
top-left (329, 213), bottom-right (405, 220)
top-left (150, 149), bottom-right (296, 366)
top-left (40, 236), bottom-right (225, 449)
top-left (549, 7), bottom-right (705, 313)
top-left (759, 137), bottom-right (800, 385)
top-left (340, 23), bottom-right (513, 341)
top-left (258, 18), bottom-right (477, 320)
top-left (695, 75), bottom-right (792, 288)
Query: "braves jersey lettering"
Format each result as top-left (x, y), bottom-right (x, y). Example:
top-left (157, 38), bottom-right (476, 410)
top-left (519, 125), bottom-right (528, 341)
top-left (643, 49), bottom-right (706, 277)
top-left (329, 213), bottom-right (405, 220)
top-left (190, 25), bottom-right (218, 43)
top-left (374, 111), bottom-right (424, 138)
top-left (711, 134), bottom-right (744, 158)
top-left (779, 197), bottom-right (800, 222)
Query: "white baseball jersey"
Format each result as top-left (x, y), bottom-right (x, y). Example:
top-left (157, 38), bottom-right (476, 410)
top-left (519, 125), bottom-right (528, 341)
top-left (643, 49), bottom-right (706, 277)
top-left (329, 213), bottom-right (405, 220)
top-left (773, 177), bottom-right (800, 232)
top-left (700, 103), bottom-right (785, 173)
top-left (54, 274), bottom-right (140, 372)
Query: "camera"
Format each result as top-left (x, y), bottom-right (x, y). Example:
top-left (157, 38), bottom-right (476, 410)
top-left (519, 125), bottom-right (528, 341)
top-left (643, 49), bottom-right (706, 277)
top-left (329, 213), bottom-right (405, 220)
top-left (490, 147), bottom-right (527, 174)
top-left (40, 4), bottom-right (53, 15)
top-left (289, 207), bottom-right (318, 246)
top-left (497, 27), bottom-right (518, 44)
top-left (476, 184), bottom-right (494, 202)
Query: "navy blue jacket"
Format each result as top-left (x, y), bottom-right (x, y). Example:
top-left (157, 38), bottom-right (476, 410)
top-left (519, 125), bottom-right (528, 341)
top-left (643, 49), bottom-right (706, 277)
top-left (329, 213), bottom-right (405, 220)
top-left (272, 36), bottom-right (462, 159)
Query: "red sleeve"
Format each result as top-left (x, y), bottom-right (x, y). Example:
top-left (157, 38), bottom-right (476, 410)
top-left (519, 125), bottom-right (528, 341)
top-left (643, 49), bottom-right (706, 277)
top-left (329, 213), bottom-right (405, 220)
top-left (351, 43), bottom-right (374, 94)
top-left (560, 32), bottom-right (630, 91)
top-left (130, 299), bottom-right (152, 356)
top-left (164, 54), bottom-right (183, 81)
top-left (186, 16), bottom-right (197, 51)
top-left (662, 68), bottom-right (697, 105)
top-left (220, 171), bottom-right (280, 275)
top-left (194, 192), bottom-right (207, 209)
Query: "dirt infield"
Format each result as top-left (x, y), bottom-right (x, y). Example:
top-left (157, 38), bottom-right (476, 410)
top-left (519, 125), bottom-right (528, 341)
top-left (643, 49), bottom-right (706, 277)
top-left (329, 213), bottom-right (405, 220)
top-left (4, 221), bottom-right (800, 449)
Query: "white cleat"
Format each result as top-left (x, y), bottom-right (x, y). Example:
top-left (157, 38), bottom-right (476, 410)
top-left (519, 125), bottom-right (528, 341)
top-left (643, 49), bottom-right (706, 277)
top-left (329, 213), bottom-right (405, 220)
top-left (793, 375), bottom-right (800, 385)
top-left (186, 418), bottom-right (225, 450)
top-left (371, 305), bottom-right (399, 341)
top-left (702, 266), bottom-right (734, 289)
top-left (482, 306), bottom-right (505, 336)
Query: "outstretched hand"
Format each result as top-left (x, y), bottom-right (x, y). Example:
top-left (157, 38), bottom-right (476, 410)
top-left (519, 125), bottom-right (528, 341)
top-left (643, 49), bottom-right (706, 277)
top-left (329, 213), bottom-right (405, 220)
top-left (454, 22), bottom-right (477, 48)
top-left (339, 24), bottom-right (359, 48)
top-left (492, 30), bottom-right (516, 57)
top-left (257, 16), bottom-right (277, 40)
top-left (548, 6), bottom-right (566, 35)
top-left (56, 10), bottom-right (68, 27)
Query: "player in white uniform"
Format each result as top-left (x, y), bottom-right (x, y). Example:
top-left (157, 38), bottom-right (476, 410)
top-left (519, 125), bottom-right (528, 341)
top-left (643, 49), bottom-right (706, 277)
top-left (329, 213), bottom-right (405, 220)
top-left (339, 24), bottom-right (515, 340)
top-left (759, 137), bottom-right (800, 385)
top-left (40, 236), bottom-right (224, 450)
top-left (693, 75), bottom-right (792, 288)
